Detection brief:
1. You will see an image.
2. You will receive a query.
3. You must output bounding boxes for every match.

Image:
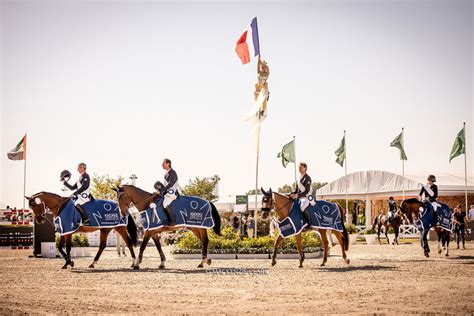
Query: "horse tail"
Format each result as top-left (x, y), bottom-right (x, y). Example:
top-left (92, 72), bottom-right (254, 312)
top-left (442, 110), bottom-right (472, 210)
top-left (210, 202), bottom-right (221, 236)
top-left (338, 204), bottom-right (349, 251)
top-left (127, 214), bottom-right (138, 246)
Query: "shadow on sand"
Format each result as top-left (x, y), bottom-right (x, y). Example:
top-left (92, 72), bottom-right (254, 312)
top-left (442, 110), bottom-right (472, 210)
top-left (316, 265), bottom-right (398, 272)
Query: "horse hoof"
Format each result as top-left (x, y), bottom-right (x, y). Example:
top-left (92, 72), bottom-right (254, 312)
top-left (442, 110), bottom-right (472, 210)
top-left (158, 264), bottom-right (165, 270)
top-left (320, 262), bottom-right (326, 267)
top-left (445, 253), bottom-right (449, 257)
top-left (69, 261), bottom-right (74, 268)
top-left (88, 264), bottom-right (95, 269)
top-left (298, 265), bottom-right (303, 268)
top-left (344, 259), bottom-right (350, 264)
top-left (133, 266), bottom-right (139, 270)
top-left (61, 265), bottom-right (67, 269)
top-left (206, 258), bottom-right (212, 266)
top-left (438, 249), bottom-right (442, 254)
top-left (425, 253), bottom-right (430, 258)
top-left (197, 263), bottom-right (204, 268)
top-left (271, 261), bottom-right (277, 266)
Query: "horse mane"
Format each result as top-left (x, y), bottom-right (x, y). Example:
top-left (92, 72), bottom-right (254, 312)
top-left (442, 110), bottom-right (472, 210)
top-left (273, 192), bottom-right (291, 200)
top-left (32, 191), bottom-right (63, 199)
top-left (403, 198), bottom-right (420, 204)
top-left (121, 185), bottom-right (152, 196)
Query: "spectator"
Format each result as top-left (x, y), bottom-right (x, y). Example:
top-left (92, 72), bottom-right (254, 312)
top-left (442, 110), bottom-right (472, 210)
top-left (468, 205), bottom-right (474, 222)
top-left (247, 215), bottom-right (254, 238)
top-left (453, 204), bottom-right (467, 250)
top-left (232, 216), bottom-right (240, 231)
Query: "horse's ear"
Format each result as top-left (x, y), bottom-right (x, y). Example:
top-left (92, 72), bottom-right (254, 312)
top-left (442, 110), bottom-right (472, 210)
top-left (25, 196), bottom-right (32, 201)
top-left (269, 188), bottom-right (273, 195)
top-left (260, 187), bottom-right (267, 195)
top-left (112, 187), bottom-right (118, 192)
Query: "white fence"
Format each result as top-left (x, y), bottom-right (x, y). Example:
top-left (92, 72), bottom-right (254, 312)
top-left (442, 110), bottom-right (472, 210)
top-left (356, 225), bottom-right (419, 238)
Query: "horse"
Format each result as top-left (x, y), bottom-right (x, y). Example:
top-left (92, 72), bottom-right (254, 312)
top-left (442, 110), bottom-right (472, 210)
top-left (114, 185), bottom-right (221, 269)
top-left (25, 192), bottom-right (139, 269)
top-left (400, 198), bottom-right (451, 257)
top-left (372, 209), bottom-right (403, 245)
top-left (260, 188), bottom-right (349, 267)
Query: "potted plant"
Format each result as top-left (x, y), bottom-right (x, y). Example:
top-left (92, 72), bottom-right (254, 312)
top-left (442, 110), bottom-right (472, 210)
top-left (71, 234), bottom-right (90, 257)
top-left (345, 224), bottom-right (359, 245)
top-left (364, 228), bottom-right (378, 245)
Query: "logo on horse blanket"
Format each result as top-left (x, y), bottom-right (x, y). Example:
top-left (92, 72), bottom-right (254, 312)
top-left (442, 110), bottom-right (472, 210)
top-left (54, 200), bottom-right (126, 235)
top-left (140, 196), bottom-right (214, 231)
top-left (276, 199), bottom-right (343, 238)
top-left (415, 202), bottom-right (452, 232)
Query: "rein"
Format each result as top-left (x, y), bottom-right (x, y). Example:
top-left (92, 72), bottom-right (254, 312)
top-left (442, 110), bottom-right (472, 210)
top-left (272, 195), bottom-right (294, 219)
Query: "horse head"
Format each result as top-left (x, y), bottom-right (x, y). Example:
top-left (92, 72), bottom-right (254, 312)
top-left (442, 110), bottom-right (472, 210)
top-left (260, 187), bottom-right (273, 219)
top-left (400, 198), bottom-right (423, 224)
top-left (25, 192), bottom-right (64, 224)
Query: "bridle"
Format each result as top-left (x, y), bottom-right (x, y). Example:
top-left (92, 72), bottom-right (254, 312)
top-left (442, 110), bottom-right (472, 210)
top-left (262, 194), bottom-right (294, 219)
top-left (118, 190), bottom-right (159, 213)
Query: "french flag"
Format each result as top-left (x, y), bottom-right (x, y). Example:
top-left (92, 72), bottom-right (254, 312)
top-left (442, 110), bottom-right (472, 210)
top-left (235, 17), bottom-right (260, 64)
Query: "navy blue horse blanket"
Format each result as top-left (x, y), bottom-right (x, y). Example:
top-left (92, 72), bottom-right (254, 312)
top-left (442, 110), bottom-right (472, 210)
top-left (54, 200), bottom-right (127, 235)
top-left (415, 201), bottom-right (452, 232)
top-left (277, 198), bottom-right (343, 238)
top-left (140, 195), bottom-right (214, 231)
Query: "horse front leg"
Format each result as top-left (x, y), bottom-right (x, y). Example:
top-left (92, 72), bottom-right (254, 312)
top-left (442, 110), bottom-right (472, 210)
top-left (296, 233), bottom-right (304, 268)
top-left (423, 230), bottom-right (430, 257)
top-left (384, 226), bottom-right (389, 245)
top-left (444, 231), bottom-right (450, 257)
top-left (151, 234), bottom-right (166, 269)
top-left (437, 229), bottom-right (442, 254)
top-left (271, 235), bottom-right (283, 266)
top-left (394, 226), bottom-right (399, 245)
top-left (139, 231), bottom-right (152, 265)
top-left (320, 229), bottom-right (329, 266)
top-left (115, 227), bottom-right (138, 269)
top-left (334, 231), bottom-right (350, 264)
top-left (377, 225), bottom-right (382, 245)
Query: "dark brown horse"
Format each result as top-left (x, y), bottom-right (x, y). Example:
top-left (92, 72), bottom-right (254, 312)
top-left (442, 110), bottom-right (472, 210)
top-left (372, 209), bottom-right (403, 245)
top-left (261, 188), bottom-right (349, 267)
top-left (115, 185), bottom-right (221, 269)
top-left (26, 192), bottom-right (139, 269)
top-left (400, 198), bottom-right (450, 257)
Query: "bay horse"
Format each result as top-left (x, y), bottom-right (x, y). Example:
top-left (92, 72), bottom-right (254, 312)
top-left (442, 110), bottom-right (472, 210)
top-left (114, 185), bottom-right (221, 269)
top-left (372, 209), bottom-right (403, 245)
top-left (25, 192), bottom-right (139, 269)
top-left (400, 198), bottom-right (450, 257)
top-left (261, 188), bottom-right (349, 267)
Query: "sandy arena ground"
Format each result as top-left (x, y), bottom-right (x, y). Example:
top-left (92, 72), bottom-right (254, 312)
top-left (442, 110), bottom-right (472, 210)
top-left (0, 241), bottom-right (473, 315)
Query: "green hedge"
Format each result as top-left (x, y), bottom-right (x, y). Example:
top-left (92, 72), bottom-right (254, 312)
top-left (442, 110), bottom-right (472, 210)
top-left (55, 233), bottom-right (89, 247)
top-left (173, 226), bottom-right (321, 254)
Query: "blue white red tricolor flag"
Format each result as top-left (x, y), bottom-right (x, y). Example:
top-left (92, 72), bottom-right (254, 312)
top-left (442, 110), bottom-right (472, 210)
top-left (235, 17), bottom-right (260, 64)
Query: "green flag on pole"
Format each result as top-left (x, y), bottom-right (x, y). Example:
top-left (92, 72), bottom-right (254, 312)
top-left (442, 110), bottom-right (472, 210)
top-left (277, 139), bottom-right (295, 168)
top-left (449, 126), bottom-right (465, 162)
top-left (390, 132), bottom-right (407, 160)
top-left (335, 135), bottom-right (345, 167)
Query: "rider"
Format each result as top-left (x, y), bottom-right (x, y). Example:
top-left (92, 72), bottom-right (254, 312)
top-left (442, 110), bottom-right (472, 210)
top-left (387, 196), bottom-right (397, 223)
top-left (290, 162), bottom-right (313, 228)
top-left (157, 158), bottom-right (178, 226)
top-left (60, 162), bottom-right (91, 225)
top-left (419, 174), bottom-right (439, 216)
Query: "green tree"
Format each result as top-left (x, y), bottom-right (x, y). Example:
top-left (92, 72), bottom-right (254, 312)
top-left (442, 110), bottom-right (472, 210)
top-left (91, 174), bottom-right (124, 201)
top-left (180, 176), bottom-right (219, 202)
top-left (276, 182), bottom-right (327, 194)
top-left (312, 182), bottom-right (328, 192)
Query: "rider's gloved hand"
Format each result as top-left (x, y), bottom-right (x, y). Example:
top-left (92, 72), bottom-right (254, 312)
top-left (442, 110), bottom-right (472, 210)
top-left (69, 194), bottom-right (77, 199)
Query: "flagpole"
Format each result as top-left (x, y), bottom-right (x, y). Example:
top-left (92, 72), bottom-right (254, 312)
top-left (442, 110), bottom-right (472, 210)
top-left (254, 120), bottom-right (261, 238)
top-left (22, 133), bottom-right (27, 212)
top-left (293, 136), bottom-right (297, 186)
top-left (463, 122), bottom-right (468, 213)
top-left (402, 127), bottom-right (405, 200)
top-left (344, 130), bottom-right (348, 222)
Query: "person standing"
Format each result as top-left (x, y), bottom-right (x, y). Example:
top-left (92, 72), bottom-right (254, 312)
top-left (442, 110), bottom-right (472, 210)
top-left (247, 215), bottom-right (254, 238)
top-left (453, 205), bottom-right (467, 249)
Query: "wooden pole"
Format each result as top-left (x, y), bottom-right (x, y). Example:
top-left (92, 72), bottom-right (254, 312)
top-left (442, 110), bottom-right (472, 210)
top-left (344, 130), bottom-right (348, 222)
top-left (402, 127), bottom-right (405, 200)
top-left (293, 136), bottom-right (297, 187)
top-left (463, 122), bottom-right (468, 213)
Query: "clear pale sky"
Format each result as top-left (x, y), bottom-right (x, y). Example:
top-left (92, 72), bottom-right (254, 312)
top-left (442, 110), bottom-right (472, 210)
top-left (1, 0), bottom-right (472, 208)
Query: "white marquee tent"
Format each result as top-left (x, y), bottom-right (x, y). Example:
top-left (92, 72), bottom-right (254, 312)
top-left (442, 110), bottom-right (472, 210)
top-left (316, 170), bottom-right (474, 225)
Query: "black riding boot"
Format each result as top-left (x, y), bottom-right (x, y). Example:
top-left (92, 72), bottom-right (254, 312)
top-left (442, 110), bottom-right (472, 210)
top-left (165, 206), bottom-right (176, 226)
top-left (302, 209), bottom-right (312, 230)
top-left (76, 205), bottom-right (90, 226)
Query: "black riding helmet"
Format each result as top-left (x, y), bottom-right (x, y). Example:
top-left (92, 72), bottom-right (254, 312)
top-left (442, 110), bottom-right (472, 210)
top-left (154, 181), bottom-right (164, 192)
top-left (60, 170), bottom-right (71, 181)
top-left (427, 174), bottom-right (436, 182)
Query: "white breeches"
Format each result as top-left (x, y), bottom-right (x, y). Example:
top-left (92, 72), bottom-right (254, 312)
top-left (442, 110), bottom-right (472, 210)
top-left (163, 191), bottom-right (177, 208)
top-left (74, 192), bottom-right (91, 206)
